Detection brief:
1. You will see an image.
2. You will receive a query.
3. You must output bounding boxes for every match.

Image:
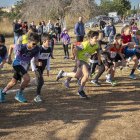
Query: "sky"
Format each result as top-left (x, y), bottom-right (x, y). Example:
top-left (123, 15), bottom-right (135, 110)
top-left (0, 0), bottom-right (139, 8)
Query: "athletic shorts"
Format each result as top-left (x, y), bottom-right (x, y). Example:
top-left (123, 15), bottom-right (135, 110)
top-left (77, 60), bottom-right (90, 70)
top-left (13, 65), bottom-right (27, 81)
top-left (124, 46), bottom-right (136, 58)
top-left (111, 54), bottom-right (122, 62)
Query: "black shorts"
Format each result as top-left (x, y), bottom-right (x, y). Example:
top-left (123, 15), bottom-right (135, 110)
top-left (111, 54), bottom-right (122, 62)
top-left (13, 65), bottom-right (27, 81)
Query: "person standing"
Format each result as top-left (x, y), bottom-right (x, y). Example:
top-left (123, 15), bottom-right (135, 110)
top-left (14, 19), bottom-right (23, 44)
top-left (74, 17), bottom-right (85, 42)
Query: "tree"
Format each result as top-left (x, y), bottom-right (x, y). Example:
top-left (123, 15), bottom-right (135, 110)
top-left (100, 0), bottom-right (131, 16)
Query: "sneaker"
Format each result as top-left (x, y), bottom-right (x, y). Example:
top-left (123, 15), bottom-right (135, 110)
top-left (91, 80), bottom-right (101, 86)
top-left (106, 79), bottom-right (112, 83)
top-left (110, 80), bottom-right (117, 86)
top-left (64, 80), bottom-right (70, 88)
top-left (15, 91), bottom-right (27, 103)
top-left (106, 79), bottom-right (117, 86)
top-left (56, 70), bottom-right (64, 81)
top-left (0, 89), bottom-right (5, 103)
top-left (77, 90), bottom-right (88, 99)
top-left (129, 74), bottom-right (136, 80)
top-left (34, 95), bottom-right (42, 103)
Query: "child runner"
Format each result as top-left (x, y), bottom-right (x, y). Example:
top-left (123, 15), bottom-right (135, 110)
top-left (0, 33), bottom-right (40, 103)
top-left (61, 28), bottom-right (70, 59)
top-left (31, 34), bottom-right (51, 102)
top-left (105, 33), bottom-right (126, 83)
top-left (90, 30), bottom-right (108, 86)
top-left (122, 25), bottom-right (140, 79)
top-left (56, 30), bottom-right (101, 98)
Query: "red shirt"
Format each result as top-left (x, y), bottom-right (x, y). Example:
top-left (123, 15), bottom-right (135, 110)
top-left (110, 44), bottom-right (122, 53)
top-left (122, 34), bottom-right (132, 44)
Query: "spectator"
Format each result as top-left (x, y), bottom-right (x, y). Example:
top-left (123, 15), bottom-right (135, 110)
top-left (37, 22), bottom-right (43, 44)
top-left (74, 17), bottom-right (85, 42)
top-left (99, 19), bottom-right (106, 30)
top-left (13, 19), bottom-right (17, 44)
top-left (29, 21), bottom-right (36, 31)
top-left (14, 19), bottom-right (23, 44)
top-left (55, 22), bottom-right (61, 42)
top-left (47, 20), bottom-right (54, 33)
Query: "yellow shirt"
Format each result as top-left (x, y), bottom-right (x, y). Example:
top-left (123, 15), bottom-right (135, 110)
top-left (77, 41), bottom-right (99, 63)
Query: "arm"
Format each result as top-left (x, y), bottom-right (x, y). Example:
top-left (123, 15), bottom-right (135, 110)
top-left (30, 57), bottom-right (37, 71)
top-left (7, 44), bottom-right (15, 64)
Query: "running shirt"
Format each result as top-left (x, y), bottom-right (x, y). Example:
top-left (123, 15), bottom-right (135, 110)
top-left (31, 45), bottom-right (52, 71)
top-left (77, 41), bottom-right (99, 63)
top-left (109, 44), bottom-right (122, 58)
top-left (122, 34), bottom-right (132, 44)
top-left (13, 44), bottom-right (40, 70)
top-left (0, 45), bottom-right (7, 63)
top-left (38, 46), bottom-right (51, 61)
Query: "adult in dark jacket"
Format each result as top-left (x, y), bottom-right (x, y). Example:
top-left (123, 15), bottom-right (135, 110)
top-left (74, 17), bottom-right (85, 42)
top-left (55, 22), bottom-right (61, 42)
top-left (14, 19), bottom-right (23, 44)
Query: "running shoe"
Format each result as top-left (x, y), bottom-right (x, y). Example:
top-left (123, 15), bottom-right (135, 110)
top-left (77, 90), bottom-right (88, 99)
top-left (56, 70), bottom-right (64, 81)
top-left (129, 74), bottom-right (136, 80)
top-left (15, 91), bottom-right (27, 103)
top-left (91, 80), bottom-right (101, 86)
top-left (34, 95), bottom-right (42, 103)
top-left (110, 80), bottom-right (117, 86)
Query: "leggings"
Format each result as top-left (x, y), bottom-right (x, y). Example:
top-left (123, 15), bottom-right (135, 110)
top-left (90, 63), bottom-right (105, 81)
top-left (63, 44), bottom-right (69, 57)
top-left (35, 67), bottom-right (45, 95)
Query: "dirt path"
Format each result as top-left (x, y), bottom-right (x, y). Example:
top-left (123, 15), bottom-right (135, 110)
top-left (0, 28), bottom-right (140, 140)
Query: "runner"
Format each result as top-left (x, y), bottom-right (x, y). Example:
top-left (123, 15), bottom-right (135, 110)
top-left (31, 34), bottom-right (52, 102)
top-left (56, 30), bottom-right (101, 98)
top-left (0, 33), bottom-right (40, 103)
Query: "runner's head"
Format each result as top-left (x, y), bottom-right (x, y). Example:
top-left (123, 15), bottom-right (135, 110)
top-left (114, 33), bottom-right (123, 45)
top-left (123, 25), bottom-right (131, 35)
top-left (27, 33), bottom-right (39, 49)
top-left (42, 33), bottom-right (51, 48)
top-left (87, 30), bottom-right (99, 45)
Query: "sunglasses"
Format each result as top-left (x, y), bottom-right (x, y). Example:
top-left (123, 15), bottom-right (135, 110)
top-left (32, 43), bottom-right (37, 46)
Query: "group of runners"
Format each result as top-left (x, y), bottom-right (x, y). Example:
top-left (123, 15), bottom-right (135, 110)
top-left (0, 17), bottom-right (140, 102)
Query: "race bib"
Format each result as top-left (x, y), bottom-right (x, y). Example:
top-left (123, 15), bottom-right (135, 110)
top-left (85, 53), bottom-right (91, 58)
top-left (39, 53), bottom-right (50, 60)
top-left (110, 52), bottom-right (117, 58)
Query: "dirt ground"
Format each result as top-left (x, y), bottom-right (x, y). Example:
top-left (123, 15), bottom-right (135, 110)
top-left (0, 25), bottom-right (140, 140)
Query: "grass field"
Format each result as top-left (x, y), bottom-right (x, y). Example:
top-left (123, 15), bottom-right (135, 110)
top-left (0, 25), bottom-right (140, 140)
